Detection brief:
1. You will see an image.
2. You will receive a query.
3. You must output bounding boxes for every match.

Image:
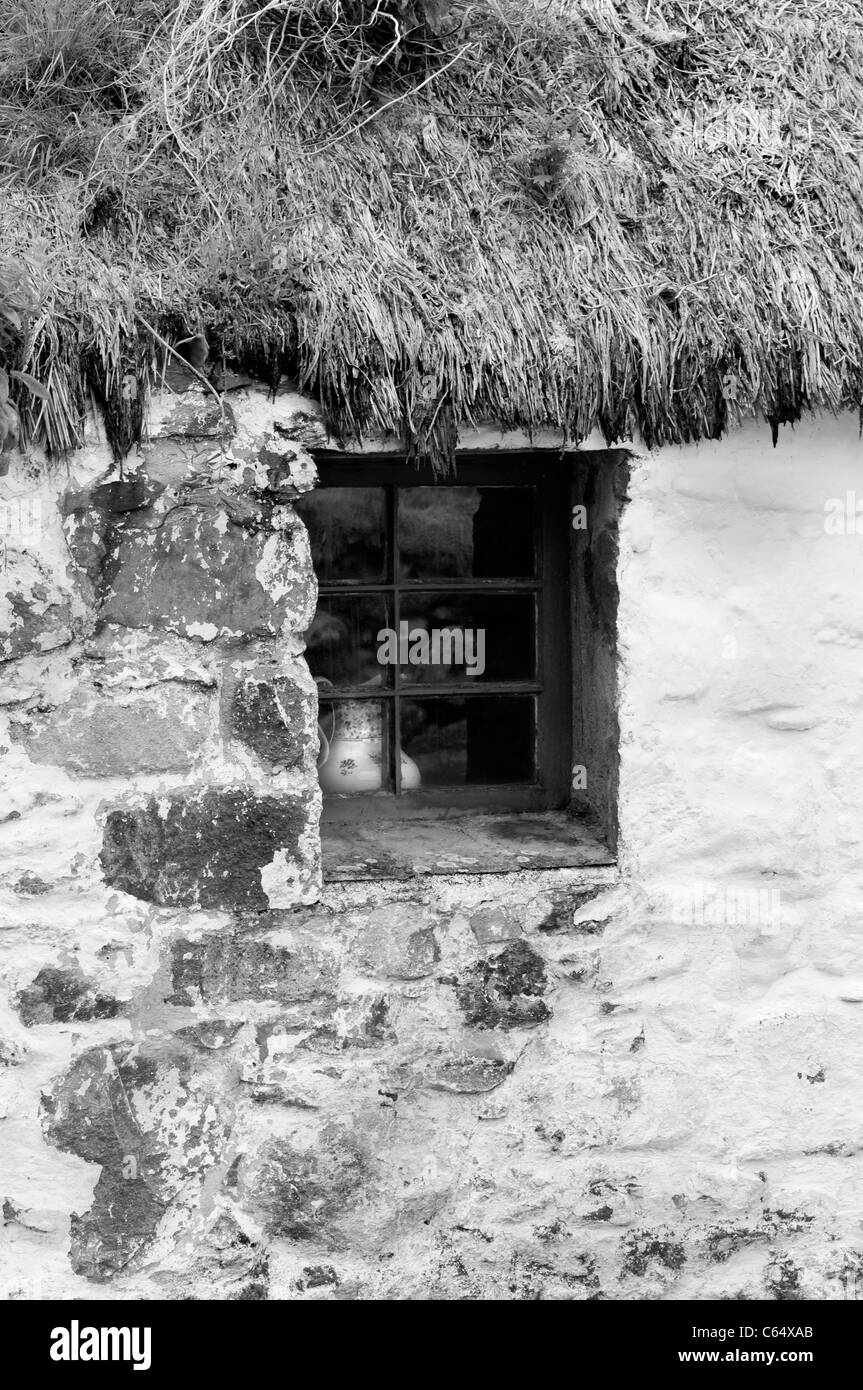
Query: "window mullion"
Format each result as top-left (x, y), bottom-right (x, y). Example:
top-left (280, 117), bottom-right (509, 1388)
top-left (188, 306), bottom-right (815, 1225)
top-left (390, 484), bottom-right (402, 795)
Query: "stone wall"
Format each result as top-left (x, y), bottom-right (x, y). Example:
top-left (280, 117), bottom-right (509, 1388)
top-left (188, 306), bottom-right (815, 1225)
top-left (1, 394), bottom-right (861, 1300)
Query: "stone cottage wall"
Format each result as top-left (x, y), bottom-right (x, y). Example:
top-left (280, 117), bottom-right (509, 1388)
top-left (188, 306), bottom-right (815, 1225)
top-left (0, 394), bottom-right (861, 1300)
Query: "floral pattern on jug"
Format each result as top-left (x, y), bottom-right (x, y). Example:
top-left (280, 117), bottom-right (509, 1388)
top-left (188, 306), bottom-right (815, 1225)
top-left (318, 696), bottom-right (421, 794)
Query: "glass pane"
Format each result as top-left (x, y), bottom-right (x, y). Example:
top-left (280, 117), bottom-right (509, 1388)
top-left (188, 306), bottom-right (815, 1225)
top-left (295, 487), bottom-right (386, 582)
top-left (318, 699), bottom-right (389, 795)
top-left (394, 593), bottom-right (534, 684)
top-left (399, 487), bottom-right (535, 579)
top-left (400, 697), bottom-right (535, 786)
top-left (306, 594), bottom-right (392, 689)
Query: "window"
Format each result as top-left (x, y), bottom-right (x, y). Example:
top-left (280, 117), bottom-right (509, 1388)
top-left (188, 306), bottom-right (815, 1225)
top-left (296, 454), bottom-right (571, 820)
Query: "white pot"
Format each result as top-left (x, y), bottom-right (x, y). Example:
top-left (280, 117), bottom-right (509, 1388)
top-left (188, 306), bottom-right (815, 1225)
top-left (318, 700), bottom-right (421, 794)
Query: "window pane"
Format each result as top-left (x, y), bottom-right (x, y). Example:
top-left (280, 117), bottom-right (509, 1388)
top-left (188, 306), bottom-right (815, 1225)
top-left (400, 696), bottom-right (535, 785)
top-left (394, 592), bottom-right (534, 683)
top-left (296, 487), bottom-right (386, 582)
top-left (318, 699), bottom-right (390, 795)
top-left (306, 595), bottom-right (392, 688)
top-left (399, 487), bottom-right (535, 579)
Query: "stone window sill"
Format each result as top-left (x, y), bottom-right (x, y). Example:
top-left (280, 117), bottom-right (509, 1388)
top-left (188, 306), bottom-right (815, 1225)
top-left (321, 812), bottom-right (615, 882)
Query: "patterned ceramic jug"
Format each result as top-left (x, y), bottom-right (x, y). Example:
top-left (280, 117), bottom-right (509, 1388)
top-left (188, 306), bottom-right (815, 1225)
top-left (318, 697), bottom-right (421, 794)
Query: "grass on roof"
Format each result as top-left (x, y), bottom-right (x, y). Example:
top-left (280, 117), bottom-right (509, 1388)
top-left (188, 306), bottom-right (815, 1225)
top-left (1, 0), bottom-right (862, 465)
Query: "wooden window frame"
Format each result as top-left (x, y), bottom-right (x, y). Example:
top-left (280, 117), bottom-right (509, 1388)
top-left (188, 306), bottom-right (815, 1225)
top-left (308, 451), bottom-right (572, 823)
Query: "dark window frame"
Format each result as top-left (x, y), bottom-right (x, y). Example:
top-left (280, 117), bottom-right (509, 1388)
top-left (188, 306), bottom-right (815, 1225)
top-left (306, 451), bottom-right (572, 823)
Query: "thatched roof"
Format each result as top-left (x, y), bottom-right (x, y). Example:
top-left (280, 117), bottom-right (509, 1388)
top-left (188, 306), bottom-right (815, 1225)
top-left (1, 0), bottom-right (861, 466)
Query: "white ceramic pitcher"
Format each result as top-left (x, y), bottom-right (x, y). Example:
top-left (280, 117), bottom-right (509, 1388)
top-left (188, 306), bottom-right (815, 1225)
top-left (317, 695), bottom-right (421, 794)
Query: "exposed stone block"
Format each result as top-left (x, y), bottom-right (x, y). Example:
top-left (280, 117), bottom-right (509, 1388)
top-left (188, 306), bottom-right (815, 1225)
top-left (620, 1229), bottom-right (687, 1279)
top-left (245, 1135), bottom-right (366, 1240)
top-left (17, 966), bottom-right (122, 1026)
top-left (0, 554), bottom-right (73, 661)
top-left (0, 1036), bottom-right (28, 1067)
top-left (470, 905), bottom-right (523, 944)
top-left (455, 940), bottom-right (551, 1030)
top-left (61, 475), bottom-right (165, 589)
top-left (230, 439), bottom-right (317, 500)
top-left (303, 993), bottom-right (394, 1052)
top-left (98, 501), bottom-right (314, 640)
top-left (168, 932), bottom-right (335, 1006)
top-left (149, 389), bottom-right (236, 441)
top-left (229, 671), bottom-right (313, 767)
top-left (176, 1019), bottom-right (244, 1050)
top-left (42, 1041), bottom-right (230, 1282)
top-left (349, 906), bottom-right (440, 979)
top-left (83, 628), bottom-right (217, 690)
top-left (76, 476), bottom-right (164, 515)
top-left (13, 871), bottom-right (51, 895)
top-left (297, 1265), bottom-right (340, 1292)
top-left (177, 1211), bottom-right (269, 1301)
top-left (267, 409), bottom-right (328, 451)
top-left (14, 684), bottom-right (213, 776)
top-left (537, 885), bottom-right (606, 932)
top-left (100, 788), bottom-right (315, 909)
top-left (428, 1054), bottom-right (514, 1093)
top-left (61, 503), bottom-right (111, 587)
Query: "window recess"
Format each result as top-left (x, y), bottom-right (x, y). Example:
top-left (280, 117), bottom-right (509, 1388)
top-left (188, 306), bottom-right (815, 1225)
top-left (297, 454), bottom-right (571, 821)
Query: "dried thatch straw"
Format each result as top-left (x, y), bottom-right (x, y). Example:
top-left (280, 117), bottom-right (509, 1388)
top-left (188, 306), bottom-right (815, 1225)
top-left (0, 0), bottom-right (861, 464)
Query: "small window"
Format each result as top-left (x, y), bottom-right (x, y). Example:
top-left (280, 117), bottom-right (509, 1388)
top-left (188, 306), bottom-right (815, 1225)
top-left (297, 454), bottom-right (572, 821)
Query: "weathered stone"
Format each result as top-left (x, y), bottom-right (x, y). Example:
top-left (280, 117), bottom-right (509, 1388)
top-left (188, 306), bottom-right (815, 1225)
top-left (267, 410), bottom-right (328, 451)
top-left (470, 905), bottom-right (523, 945)
top-left (620, 1229), bottom-right (687, 1279)
top-left (42, 1041), bottom-right (229, 1282)
top-left (765, 1254), bottom-right (805, 1300)
top-left (70, 1171), bottom-right (166, 1285)
top-left (100, 788), bottom-right (314, 909)
top-left (61, 476), bottom-right (165, 592)
top-left (98, 502), bottom-right (314, 641)
top-left (350, 906), bottom-right (440, 979)
top-left (298, 1265), bottom-right (340, 1291)
top-left (83, 628), bottom-right (217, 690)
top-left (175, 1211), bottom-right (269, 1300)
top-left (89, 476), bottom-right (164, 514)
top-left (538, 885), bottom-right (606, 932)
top-left (227, 438), bottom-right (317, 500)
top-left (14, 684), bottom-right (213, 776)
top-left (63, 475), bottom-right (164, 519)
top-left (509, 1252), bottom-right (600, 1300)
top-left (229, 672), bottom-right (313, 766)
top-left (61, 503), bottom-right (111, 586)
top-left (17, 966), bottom-right (122, 1026)
top-left (150, 389), bottom-right (236, 440)
top-left (0, 1036), bottom-right (27, 1067)
top-left (245, 1135), bottom-right (366, 1240)
top-left (428, 1054), bottom-right (514, 1094)
top-left (0, 554), bottom-right (73, 661)
top-left (6, 408), bottom-right (863, 1303)
top-left (168, 933), bottom-right (335, 1007)
top-left (249, 1085), bottom-right (319, 1107)
top-left (13, 871), bottom-right (51, 895)
top-left (304, 993), bottom-right (394, 1052)
top-left (176, 1019), bottom-right (244, 1050)
top-left (455, 940), bottom-right (551, 1030)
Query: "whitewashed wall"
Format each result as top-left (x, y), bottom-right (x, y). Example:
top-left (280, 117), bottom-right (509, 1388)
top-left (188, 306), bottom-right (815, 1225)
top-left (0, 398), bottom-right (860, 1301)
top-left (609, 412), bottom-right (863, 1298)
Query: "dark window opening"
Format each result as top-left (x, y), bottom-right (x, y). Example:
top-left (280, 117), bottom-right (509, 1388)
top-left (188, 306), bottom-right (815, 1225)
top-left (296, 449), bottom-right (627, 866)
top-left (297, 455), bottom-right (570, 820)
